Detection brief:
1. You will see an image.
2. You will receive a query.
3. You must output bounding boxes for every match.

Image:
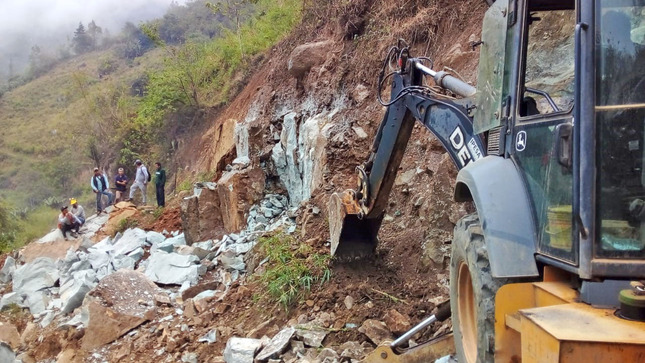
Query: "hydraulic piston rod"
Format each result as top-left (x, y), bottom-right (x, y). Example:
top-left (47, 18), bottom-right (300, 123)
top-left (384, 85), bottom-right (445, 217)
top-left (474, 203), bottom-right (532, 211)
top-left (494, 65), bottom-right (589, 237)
top-left (390, 302), bottom-right (452, 348)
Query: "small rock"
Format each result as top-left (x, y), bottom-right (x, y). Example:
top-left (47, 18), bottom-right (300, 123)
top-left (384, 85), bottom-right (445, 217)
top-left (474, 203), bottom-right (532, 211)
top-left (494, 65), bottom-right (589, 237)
top-left (294, 323), bottom-right (327, 347)
top-left (181, 352), bottom-right (198, 363)
top-left (256, 327), bottom-right (295, 361)
top-left (344, 295), bottom-right (354, 310)
top-left (352, 126), bottom-right (368, 139)
top-left (223, 337), bottom-right (263, 363)
top-left (359, 319), bottom-right (393, 345)
top-left (198, 329), bottom-right (217, 344)
top-left (339, 341), bottom-right (366, 360)
top-left (384, 309), bottom-right (411, 335)
top-left (316, 348), bottom-right (339, 362)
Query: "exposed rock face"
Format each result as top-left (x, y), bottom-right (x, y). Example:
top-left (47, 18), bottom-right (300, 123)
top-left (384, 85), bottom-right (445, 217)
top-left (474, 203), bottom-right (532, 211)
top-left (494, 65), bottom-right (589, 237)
top-left (288, 40), bottom-right (335, 78)
top-left (271, 112), bottom-right (328, 206)
top-left (181, 168), bottom-right (265, 244)
top-left (82, 270), bottom-right (158, 350)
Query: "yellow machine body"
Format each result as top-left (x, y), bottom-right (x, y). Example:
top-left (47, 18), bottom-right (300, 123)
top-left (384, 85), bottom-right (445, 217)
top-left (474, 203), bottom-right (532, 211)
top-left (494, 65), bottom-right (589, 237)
top-left (495, 267), bottom-right (645, 362)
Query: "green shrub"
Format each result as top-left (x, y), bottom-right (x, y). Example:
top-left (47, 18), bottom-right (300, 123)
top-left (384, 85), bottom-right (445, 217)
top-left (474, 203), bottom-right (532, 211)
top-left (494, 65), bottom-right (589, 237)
top-left (257, 233), bottom-right (331, 310)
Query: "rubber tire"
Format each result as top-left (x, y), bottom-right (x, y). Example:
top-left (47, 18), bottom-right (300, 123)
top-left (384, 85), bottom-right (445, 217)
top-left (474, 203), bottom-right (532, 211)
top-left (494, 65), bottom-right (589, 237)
top-left (449, 213), bottom-right (506, 363)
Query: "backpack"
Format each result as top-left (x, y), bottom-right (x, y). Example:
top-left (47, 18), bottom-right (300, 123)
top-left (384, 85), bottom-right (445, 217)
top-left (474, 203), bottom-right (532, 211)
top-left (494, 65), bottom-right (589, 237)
top-left (145, 167), bottom-right (151, 182)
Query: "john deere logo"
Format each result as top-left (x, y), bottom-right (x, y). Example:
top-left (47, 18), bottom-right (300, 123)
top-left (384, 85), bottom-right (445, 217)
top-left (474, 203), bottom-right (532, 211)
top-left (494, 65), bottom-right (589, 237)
top-left (516, 131), bottom-right (527, 152)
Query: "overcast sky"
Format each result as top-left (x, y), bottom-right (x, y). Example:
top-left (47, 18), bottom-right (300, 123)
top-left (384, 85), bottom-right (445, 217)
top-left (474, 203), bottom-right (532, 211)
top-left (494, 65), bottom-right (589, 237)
top-left (0, 0), bottom-right (187, 78)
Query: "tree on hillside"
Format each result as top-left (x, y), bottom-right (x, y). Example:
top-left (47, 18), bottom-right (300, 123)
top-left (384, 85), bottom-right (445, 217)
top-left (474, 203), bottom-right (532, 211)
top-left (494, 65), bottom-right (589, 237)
top-left (73, 22), bottom-right (93, 54)
top-left (87, 20), bottom-right (103, 50)
top-left (206, 0), bottom-right (258, 59)
top-left (119, 22), bottom-right (155, 59)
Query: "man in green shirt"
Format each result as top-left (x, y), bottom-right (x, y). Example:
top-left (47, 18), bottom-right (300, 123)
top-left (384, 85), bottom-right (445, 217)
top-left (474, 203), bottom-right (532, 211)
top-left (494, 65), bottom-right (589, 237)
top-left (154, 162), bottom-right (167, 207)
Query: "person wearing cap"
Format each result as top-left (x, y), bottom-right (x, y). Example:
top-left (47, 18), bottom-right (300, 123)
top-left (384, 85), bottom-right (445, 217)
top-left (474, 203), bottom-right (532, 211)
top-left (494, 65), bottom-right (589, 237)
top-left (91, 167), bottom-right (114, 214)
top-left (128, 159), bottom-right (149, 205)
top-left (58, 205), bottom-right (81, 240)
top-left (154, 162), bottom-right (167, 207)
top-left (70, 198), bottom-right (86, 225)
top-left (114, 168), bottom-right (129, 203)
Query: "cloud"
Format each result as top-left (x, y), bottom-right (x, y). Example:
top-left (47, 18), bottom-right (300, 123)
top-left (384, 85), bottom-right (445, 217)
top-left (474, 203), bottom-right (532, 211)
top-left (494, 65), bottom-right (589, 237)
top-left (0, 0), bottom-right (186, 77)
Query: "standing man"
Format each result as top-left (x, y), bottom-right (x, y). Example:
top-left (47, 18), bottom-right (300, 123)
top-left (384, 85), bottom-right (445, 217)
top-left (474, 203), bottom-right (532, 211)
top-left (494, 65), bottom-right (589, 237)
top-left (128, 159), bottom-right (149, 205)
top-left (114, 168), bottom-right (129, 203)
top-left (91, 167), bottom-right (114, 214)
top-left (70, 198), bottom-right (86, 225)
top-left (58, 206), bottom-right (80, 240)
top-left (154, 162), bottom-right (167, 207)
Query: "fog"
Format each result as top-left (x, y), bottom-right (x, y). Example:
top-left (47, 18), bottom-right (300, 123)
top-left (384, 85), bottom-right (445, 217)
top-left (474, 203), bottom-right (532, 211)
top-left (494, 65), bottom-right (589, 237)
top-left (0, 0), bottom-right (187, 79)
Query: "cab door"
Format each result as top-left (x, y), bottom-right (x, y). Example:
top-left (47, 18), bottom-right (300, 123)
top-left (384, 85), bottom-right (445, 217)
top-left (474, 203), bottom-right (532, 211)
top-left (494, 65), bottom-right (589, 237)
top-left (511, 2), bottom-right (578, 264)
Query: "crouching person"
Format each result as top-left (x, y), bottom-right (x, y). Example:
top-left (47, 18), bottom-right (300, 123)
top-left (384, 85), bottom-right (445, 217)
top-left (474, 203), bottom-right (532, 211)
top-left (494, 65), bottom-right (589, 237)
top-left (58, 205), bottom-right (80, 240)
top-left (70, 198), bottom-right (85, 225)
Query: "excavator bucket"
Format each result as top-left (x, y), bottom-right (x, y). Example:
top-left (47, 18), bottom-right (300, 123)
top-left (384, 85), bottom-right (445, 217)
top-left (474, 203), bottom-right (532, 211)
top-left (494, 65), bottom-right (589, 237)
top-left (328, 192), bottom-right (383, 260)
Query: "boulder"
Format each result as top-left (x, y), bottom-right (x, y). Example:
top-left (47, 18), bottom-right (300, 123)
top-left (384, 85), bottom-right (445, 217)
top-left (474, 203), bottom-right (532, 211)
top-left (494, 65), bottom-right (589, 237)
top-left (0, 257), bottom-right (16, 284)
top-left (358, 319), bottom-right (393, 345)
top-left (142, 252), bottom-right (205, 285)
top-left (181, 169), bottom-right (265, 245)
top-left (126, 247), bottom-right (145, 262)
top-left (82, 270), bottom-right (158, 350)
top-left (219, 249), bottom-right (245, 271)
top-left (112, 228), bottom-right (147, 256)
top-left (256, 327), bottom-right (295, 361)
top-left (25, 290), bottom-right (50, 315)
top-left (181, 185), bottom-right (226, 245)
top-left (12, 257), bottom-right (59, 293)
top-left (155, 233), bottom-right (186, 253)
top-left (192, 240), bottom-right (214, 251)
top-left (287, 40), bottom-right (334, 78)
top-left (60, 269), bottom-right (98, 314)
top-left (0, 322), bottom-right (20, 349)
top-left (146, 231), bottom-right (166, 246)
top-left (0, 293), bottom-right (24, 310)
top-left (217, 169), bottom-right (265, 234)
top-left (175, 245), bottom-right (210, 260)
top-left (223, 337), bottom-right (263, 363)
top-left (294, 323), bottom-right (327, 347)
top-left (0, 342), bottom-right (15, 363)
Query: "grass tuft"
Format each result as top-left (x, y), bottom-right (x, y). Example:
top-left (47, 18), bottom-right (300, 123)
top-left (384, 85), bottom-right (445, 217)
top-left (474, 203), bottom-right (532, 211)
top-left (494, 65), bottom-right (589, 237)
top-left (257, 233), bottom-right (331, 311)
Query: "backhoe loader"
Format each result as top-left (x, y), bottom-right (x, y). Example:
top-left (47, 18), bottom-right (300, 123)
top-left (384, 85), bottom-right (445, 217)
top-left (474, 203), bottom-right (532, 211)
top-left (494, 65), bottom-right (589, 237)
top-left (329, 0), bottom-right (645, 361)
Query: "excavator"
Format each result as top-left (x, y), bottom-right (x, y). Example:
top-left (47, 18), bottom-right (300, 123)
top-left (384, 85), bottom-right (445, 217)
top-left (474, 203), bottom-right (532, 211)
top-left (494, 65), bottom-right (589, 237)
top-left (329, 0), bottom-right (645, 362)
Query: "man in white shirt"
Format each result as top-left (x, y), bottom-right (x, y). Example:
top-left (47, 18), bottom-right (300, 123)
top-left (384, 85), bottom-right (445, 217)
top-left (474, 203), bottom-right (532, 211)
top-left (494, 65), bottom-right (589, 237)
top-left (128, 159), bottom-right (149, 205)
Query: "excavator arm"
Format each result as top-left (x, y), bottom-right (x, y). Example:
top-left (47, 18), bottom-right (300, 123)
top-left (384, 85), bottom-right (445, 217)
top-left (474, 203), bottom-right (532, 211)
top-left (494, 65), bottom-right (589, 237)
top-left (329, 45), bottom-right (485, 258)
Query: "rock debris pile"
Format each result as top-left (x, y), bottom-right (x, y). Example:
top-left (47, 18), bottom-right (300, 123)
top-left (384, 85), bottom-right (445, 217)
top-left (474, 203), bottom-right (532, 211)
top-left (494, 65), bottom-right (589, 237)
top-left (0, 192), bottom-right (302, 361)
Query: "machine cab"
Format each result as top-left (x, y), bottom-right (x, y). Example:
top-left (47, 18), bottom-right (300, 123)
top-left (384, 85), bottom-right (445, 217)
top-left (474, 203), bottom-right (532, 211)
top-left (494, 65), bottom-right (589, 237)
top-left (479, 0), bottom-right (645, 279)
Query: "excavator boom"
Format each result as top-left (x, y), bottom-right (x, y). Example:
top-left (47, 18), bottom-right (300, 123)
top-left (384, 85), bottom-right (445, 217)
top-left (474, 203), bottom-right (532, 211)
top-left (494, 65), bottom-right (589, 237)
top-left (329, 45), bottom-right (484, 259)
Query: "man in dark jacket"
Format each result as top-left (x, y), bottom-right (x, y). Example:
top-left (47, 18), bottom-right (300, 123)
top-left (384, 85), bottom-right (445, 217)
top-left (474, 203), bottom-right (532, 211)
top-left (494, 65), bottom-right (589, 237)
top-left (91, 167), bottom-right (114, 214)
top-left (154, 162), bottom-right (167, 207)
top-left (114, 167), bottom-right (128, 203)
